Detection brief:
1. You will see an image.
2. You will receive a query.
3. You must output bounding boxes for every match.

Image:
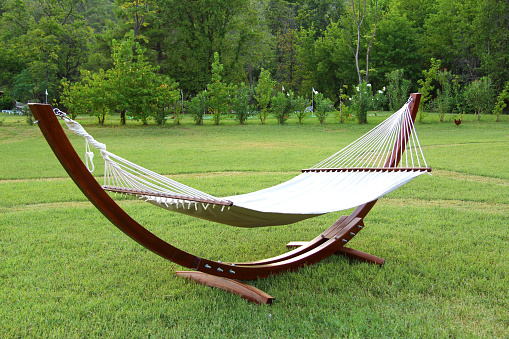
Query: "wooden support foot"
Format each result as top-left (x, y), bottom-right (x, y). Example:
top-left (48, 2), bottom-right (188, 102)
top-left (176, 271), bottom-right (275, 305)
top-left (335, 247), bottom-right (385, 266)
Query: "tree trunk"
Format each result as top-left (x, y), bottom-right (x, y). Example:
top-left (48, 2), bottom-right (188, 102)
top-left (120, 110), bottom-right (126, 125)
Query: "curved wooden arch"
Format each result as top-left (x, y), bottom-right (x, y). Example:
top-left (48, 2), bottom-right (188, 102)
top-left (29, 93), bottom-right (421, 304)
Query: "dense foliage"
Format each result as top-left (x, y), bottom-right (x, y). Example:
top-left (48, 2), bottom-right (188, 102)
top-left (1, 0), bottom-right (508, 124)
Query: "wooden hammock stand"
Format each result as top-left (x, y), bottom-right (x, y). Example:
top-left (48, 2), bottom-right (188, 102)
top-left (29, 93), bottom-right (421, 305)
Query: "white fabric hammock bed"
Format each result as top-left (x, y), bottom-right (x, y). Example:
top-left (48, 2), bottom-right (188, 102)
top-left (58, 100), bottom-right (430, 227)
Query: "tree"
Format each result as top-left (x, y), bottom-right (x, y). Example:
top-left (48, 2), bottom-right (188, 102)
top-left (418, 58), bottom-right (460, 122)
top-left (108, 32), bottom-right (179, 125)
top-left (61, 73), bottom-right (90, 120)
top-left (298, 23), bottom-right (355, 104)
top-left (161, 0), bottom-right (250, 94)
top-left (187, 91), bottom-right (208, 125)
top-left (1, 0), bottom-right (95, 102)
top-left (277, 29), bottom-right (299, 91)
top-left (61, 69), bottom-right (115, 124)
top-left (115, 0), bottom-right (156, 39)
top-left (292, 94), bottom-right (310, 124)
top-left (255, 68), bottom-right (275, 124)
top-left (435, 69), bottom-right (459, 122)
top-left (232, 82), bottom-right (253, 124)
top-left (464, 77), bottom-right (495, 122)
top-left (417, 58), bottom-right (440, 110)
top-left (337, 0), bottom-right (378, 85)
top-left (385, 69), bottom-right (411, 111)
top-left (492, 81), bottom-right (509, 122)
top-left (471, 0), bottom-right (509, 89)
top-left (370, 11), bottom-right (423, 88)
top-left (295, 0), bottom-right (338, 35)
top-left (206, 52), bottom-right (234, 125)
top-left (228, 0), bottom-right (275, 87)
top-left (61, 31), bottom-right (178, 124)
top-left (271, 91), bottom-right (290, 125)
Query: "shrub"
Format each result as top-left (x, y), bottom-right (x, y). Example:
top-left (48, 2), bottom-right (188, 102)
top-left (492, 81), bottom-right (509, 122)
top-left (255, 68), bottom-right (274, 124)
top-left (334, 103), bottom-right (352, 123)
top-left (272, 92), bottom-right (290, 125)
top-left (187, 92), bottom-right (208, 125)
top-left (292, 94), bottom-right (310, 124)
top-left (23, 105), bottom-right (34, 125)
top-left (314, 93), bottom-right (334, 124)
top-left (418, 58), bottom-right (461, 122)
top-left (373, 87), bottom-right (388, 113)
top-left (232, 83), bottom-right (253, 124)
top-left (464, 76), bottom-right (495, 121)
top-left (205, 53), bottom-right (233, 125)
top-left (385, 69), bottom-right (411, 111)
top-left (351, 81), bottom-right (372, 124)
top-left (0, 95), bottom-right (13, 110)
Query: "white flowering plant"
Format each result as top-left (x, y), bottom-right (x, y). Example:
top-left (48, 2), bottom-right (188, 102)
top-left (351, 81), bottom-right (373, 124)
top-left (373, 86), bottom-right (388, 113)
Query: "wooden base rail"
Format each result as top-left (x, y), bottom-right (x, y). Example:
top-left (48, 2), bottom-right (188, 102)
top-left (175, 271), bottom-right (275, 305)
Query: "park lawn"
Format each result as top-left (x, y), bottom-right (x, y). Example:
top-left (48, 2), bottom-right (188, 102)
top-left (0, 111), bottom-right (508, 338)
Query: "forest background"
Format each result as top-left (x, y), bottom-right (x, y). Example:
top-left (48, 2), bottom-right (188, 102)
top-left (0, 0), bottom-right (508, 124)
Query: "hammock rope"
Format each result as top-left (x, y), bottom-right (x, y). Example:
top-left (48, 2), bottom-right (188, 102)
top-left (309, 100), bottom-right (428, 170)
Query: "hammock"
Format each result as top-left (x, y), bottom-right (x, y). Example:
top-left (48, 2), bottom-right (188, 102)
top-left (57, 98), bottom-right (430, 228)
top-left (30, 93), bottom-right (431, 304)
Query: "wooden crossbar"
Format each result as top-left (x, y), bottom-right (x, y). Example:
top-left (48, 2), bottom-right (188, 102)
top-left (302, 167), bottom-right (432, 173)
top-left (102, 185), bottom-right (233, 206)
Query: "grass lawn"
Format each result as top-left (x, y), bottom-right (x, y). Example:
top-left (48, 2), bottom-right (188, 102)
top-left (0, 111), bottom-right (508, 338)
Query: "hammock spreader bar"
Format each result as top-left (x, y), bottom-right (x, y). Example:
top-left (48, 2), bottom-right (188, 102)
top-left (302, 167), bottom-right (432, 173)
top-left (102, 185), bottom-right (233, 206)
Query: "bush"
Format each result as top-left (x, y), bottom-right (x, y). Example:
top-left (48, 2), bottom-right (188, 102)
top-left (23, 105), bottom-right (35, 124)
top-left (314, 93), bottom-right (334, 124)
top-left (232, 83), bottom-right (253, 124)
top-left (334, 103), bottom-right (352, 123)
top-left (187, 92), bottom-right (208, 125)
top-left (464, 76), bottom-right (495, 121)
top-left (492, 81), bottom-right (509, 122)
top-left (373, 87), bottom-right (388, 113)
top-left (292, 94), bottom-right (310, 124)
top-left (351, 81), bottom-right (372, 124)
top-left (272, 92), bottom-right (290, 125)
top-left (385, 69), bottom-right (411, 111)
top-left (0, 95), bottom-right (13, 110)
top-left (255, 68), bottom-right (274, 124)
top-left (435, 70), bottom-right (459, 122)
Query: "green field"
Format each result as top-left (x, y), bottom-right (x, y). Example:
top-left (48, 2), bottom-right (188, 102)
top-left (1, 111), bottom-right (508, 338)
